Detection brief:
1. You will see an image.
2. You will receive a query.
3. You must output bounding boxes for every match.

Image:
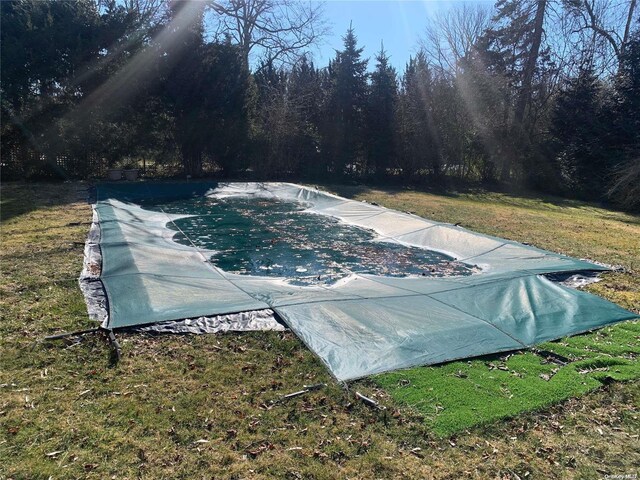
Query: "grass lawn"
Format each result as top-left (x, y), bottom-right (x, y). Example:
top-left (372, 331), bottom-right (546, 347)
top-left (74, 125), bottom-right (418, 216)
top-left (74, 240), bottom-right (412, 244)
top-left (1, 181), bottom-right (639, 479)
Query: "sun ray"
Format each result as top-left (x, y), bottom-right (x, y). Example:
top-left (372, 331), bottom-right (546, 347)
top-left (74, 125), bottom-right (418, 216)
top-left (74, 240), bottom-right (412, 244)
top-left (43, 1), bottom-right (205, 145)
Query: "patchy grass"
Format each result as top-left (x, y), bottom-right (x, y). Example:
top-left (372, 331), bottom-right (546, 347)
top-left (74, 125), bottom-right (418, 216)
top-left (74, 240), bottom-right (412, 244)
top-left (1, 181), bottom-right (639, 479)
top-left (375, 341), bottom-right (639, 437)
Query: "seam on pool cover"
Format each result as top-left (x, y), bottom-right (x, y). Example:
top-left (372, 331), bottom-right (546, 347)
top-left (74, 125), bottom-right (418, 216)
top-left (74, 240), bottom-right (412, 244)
top-left (457, 242), bottom-right (508, 263)
top-left (428, 293), bottom-right (527, 349)
top-left (374, 223), bottom-right (441, 244)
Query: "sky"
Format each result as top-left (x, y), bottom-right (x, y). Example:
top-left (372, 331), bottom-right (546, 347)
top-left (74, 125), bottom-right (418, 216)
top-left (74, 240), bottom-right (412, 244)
top-left (311, 0), bottom-right (494, 71)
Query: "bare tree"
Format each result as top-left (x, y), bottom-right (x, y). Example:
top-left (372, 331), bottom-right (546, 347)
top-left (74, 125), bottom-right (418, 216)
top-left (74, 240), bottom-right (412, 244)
top-left (208, 0), bottom-right (328, 70)
top-left (420, 4), bottom-right (491, 77)
top-left (563, 0), bottom-right (639, 71)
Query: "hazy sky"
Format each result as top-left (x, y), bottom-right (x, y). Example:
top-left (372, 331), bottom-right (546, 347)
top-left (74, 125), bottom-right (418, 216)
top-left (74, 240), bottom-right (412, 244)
top-left (312, 0), bottom-right (494, 70)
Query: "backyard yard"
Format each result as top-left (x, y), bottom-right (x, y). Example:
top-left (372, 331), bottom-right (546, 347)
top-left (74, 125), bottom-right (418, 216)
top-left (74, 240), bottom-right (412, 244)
top-left (1, 182), bottom-right (638, 479)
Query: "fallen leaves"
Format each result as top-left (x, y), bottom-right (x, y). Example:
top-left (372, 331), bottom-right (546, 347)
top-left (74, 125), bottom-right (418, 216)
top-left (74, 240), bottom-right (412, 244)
top-left (539, 368), bottom-right (559, 382)
top-left (246, 442), bottom-right (275, 458)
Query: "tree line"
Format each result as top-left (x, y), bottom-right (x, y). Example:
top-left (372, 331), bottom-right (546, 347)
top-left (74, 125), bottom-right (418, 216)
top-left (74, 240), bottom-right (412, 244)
top-left (1, 0), bottom-right (638, 209)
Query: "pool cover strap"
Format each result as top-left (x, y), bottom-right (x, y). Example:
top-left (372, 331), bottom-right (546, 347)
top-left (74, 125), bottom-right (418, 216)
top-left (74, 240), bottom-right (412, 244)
top-left (92, 182), bottom-right (638, 381)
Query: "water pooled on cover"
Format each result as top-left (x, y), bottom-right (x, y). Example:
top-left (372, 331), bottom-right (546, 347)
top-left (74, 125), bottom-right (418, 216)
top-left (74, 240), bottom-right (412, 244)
top-left (142, 196), bottom-right (474, 285)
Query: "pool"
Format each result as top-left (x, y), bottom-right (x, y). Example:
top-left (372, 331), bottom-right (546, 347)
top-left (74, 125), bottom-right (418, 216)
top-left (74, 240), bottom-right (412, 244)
top-left (86, 182), bottom-right (635, 381)
top-left (141, 196), bottom-right (476, 285)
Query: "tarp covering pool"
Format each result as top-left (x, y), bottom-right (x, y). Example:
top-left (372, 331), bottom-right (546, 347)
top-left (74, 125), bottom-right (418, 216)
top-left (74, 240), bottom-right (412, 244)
top-left (89, 182), bottom-right (638, 381)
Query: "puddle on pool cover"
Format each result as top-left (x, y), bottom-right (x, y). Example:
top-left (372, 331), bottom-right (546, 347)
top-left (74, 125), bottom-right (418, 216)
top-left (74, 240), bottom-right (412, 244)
top-left (142, 196), bottom-right (476, 285)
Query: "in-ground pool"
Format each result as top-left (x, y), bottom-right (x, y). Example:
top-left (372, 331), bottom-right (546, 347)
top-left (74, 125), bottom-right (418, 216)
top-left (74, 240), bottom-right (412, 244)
top-left (89, 182), bottom-right (636, 381)
top-left (141, 196), bottom-right (476, 285)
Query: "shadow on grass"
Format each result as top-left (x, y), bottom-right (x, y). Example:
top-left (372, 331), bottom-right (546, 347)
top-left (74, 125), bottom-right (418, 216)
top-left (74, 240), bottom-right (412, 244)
top-left (0, 181), bottom-right (88, 223)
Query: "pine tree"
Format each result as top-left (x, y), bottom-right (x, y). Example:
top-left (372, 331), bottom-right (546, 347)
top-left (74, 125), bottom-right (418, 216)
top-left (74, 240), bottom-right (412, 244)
top-left (252, 56), bottom-right (325, 178)
top-left (551, 66), bottom-right (608, 196)
top-left (289, 57), bottom-right (323, 177)
top-left (366, 44), bottom-right (398, 179)
top-left (396, 53), bottom-right (439, 179)
top-left (322, 25), bottom-right (369, 177)
top-left (480, 0), bottom-right (552, 182)
top-left (614, 31), bottom-right (640, 150)
top-left (608, 31), bottom-right (640, 210)
top-left (162, 1), bottom-right (249, 177)
top-left (488, 0), bottom-right (548, 125)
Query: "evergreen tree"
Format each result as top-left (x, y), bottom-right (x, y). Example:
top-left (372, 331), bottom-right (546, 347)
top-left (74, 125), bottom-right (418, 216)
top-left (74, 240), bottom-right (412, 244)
top-left (608, 30), bottom-right (640, 210)
top-left (457, 31), bottom-right (517, 182)
top-left (161, 1), bottom-right (249, 177)
top-left (252, 57), bottom-right (324, 178)
top-left (488, 0), bottom-right (548, 125)
top-left (0, 0), bottom-right (139, 177)
top-left (322, 25), bottom-right (368, 177)
top-left (366, 44), bottom-right (398, 179)
top-left (396, 53), bottom-right (439, 179)
top-left (289, 57), bottom-right (323, 129)
top-left (253, 63), bottom-right (293, 177)
top-left (429, 74), bottom-right (470, 178)
top-left (551, 66), bottom-right (608, 196)
top-left (289, 57), bottom-right (323, 177)
top-left (614, 30), bottom-right (640, 150)
top-left (479, 0), bottom-right (553, 182)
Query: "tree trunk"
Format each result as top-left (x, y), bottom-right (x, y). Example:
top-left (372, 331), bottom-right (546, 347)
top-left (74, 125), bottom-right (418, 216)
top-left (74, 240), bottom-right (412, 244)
top-left (181, 145), bottom-right (203, 177)
top-left (622, 0), bottom-right (638, 57)
top-left (514, 0), bottom-right (547, 126)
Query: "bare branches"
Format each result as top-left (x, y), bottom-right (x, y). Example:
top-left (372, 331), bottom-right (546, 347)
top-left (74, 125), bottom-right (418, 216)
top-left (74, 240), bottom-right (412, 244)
top-left (515, 0), bottom-right (548, 125)
top-left (563, 0), bottom-right (639, 69)
top-left (420, 4), bottom-right (492, 78)
top-left (122, 0), bottom-right (166, 27)
top-left (583, 0), bottom-right (622, 58)
top-left (208, 0), bottom-right (329, 70)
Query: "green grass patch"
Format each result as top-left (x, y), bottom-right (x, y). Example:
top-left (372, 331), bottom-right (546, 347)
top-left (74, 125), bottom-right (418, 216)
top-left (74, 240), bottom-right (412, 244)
top-left (374, 321), bottom-right (639, 437)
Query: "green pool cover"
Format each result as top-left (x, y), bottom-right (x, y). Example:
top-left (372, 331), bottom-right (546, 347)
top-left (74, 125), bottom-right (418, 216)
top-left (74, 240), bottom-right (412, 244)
top-left (91, 182), bottom-right (638, 381)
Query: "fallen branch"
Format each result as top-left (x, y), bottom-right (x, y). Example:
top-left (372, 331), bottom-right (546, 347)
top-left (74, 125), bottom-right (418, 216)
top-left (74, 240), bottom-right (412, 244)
top-left (280, 383), bottom-right (327, 401)
top-left (355, 391), bottom-right (385, 410)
